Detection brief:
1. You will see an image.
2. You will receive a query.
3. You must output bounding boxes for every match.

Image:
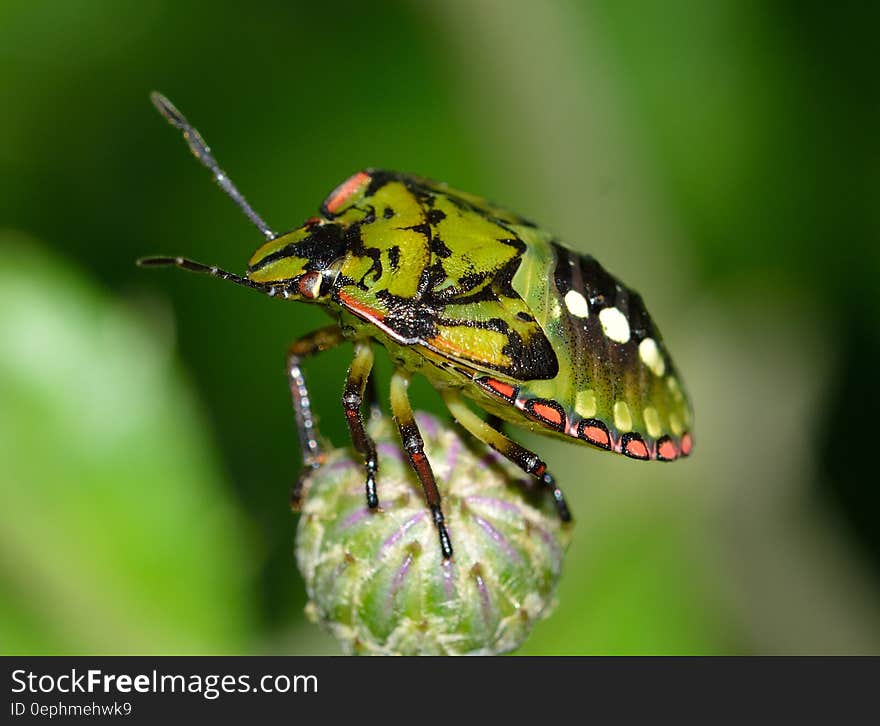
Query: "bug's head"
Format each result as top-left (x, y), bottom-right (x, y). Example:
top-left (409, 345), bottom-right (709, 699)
top-left (245, 219), bottom-right (346, 301)
top-left (140, 93), bottom-right (350, 304)
top-left (138, 219), bottom-right (347, 303)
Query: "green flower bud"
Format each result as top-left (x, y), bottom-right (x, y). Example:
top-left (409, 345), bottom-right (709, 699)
top-left (296, 412), bottom-right (571, 655)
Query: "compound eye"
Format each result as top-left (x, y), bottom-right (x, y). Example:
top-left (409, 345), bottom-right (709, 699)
top-left (297, 271), bottom-right (323, 299)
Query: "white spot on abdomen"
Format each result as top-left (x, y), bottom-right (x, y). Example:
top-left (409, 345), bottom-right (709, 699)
top-left (643, 406), bottom-right (661, 438)
top-left (574, 389), bottom-right (596, 418)
top-left (564, 290), bottom-right (590, 318)
top-left (638, 337), bottom-right (665, 376)
top-left (613, 401), bottom-right (632, 431)
top-left (599, 307), bottom-right (630, 343)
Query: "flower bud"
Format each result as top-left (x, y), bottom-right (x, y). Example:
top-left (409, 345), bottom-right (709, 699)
top-left (296, 412), bottom-right (571, 655)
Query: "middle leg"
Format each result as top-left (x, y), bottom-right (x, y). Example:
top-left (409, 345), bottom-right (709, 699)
top-left (390, 369), bottom-right (453, 559)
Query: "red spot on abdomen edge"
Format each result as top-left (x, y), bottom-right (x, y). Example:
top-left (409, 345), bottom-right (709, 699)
top-left (680, 432), bottom-right (693, 456)
top-left (478, 377), bottom-right (517, 401)
top-left (622, 435), bottom-right (649, 460)
top-left (578, 419), bottom-right (611, 450)
top-left (524, 399), bottom-right (566, 430)
top-left (657, 437), bottom-right (678, 461)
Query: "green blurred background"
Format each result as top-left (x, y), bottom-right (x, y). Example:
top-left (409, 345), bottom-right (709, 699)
top-left (2, 0), bottom-right (878, 654)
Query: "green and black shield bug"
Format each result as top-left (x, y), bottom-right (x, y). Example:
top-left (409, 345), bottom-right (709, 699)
top-left (140, 93), bottom-right (693, 560)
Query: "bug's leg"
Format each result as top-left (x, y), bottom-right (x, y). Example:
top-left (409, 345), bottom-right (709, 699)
top-left (287, 326), bottom-right (346, 510)
top-left (343, 341), bottom-right (380, 510)
top-left (442, 390), bottom-right (572, 522)
top-left (390, 370), bottom-right (453, 559)
top-left (364, 373), bottom-right (382, 421)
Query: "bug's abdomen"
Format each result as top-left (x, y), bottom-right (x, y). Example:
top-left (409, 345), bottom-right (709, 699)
top-left (502, 238), bottom-right (694, 461)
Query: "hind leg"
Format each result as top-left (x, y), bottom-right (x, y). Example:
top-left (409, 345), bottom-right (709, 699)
top-left (341, 340), bottom-right (381, 510)
top-left (441, 390), bottom-right (572, 522)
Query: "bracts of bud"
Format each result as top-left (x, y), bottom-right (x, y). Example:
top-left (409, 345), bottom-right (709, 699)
top-left (296, 412), bottom-right (572, 655)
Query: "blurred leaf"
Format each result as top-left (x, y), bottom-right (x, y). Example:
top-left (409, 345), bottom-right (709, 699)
top-left (0, 234), bottom-right (255, 653)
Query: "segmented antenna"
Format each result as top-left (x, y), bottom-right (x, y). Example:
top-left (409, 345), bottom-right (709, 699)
top-left (136, 255), bottom-right (273, 293)
top-left (150, 92), bottom-right (276, 240)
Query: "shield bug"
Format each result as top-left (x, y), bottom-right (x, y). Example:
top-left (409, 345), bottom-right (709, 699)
top-left (140, 93), bottom-right (693, 560)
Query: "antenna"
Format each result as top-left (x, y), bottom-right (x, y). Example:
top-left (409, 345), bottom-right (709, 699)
top-left (150, 92), bottom-right (276, 240)
top-left (137, 255), bottom-right (277, 295)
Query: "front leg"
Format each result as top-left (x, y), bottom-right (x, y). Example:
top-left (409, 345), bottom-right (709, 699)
top-left (390, 369), bottom-right (453, 559)
top-left (287, 326), bottom-right (345, 510)
top-left (342, 340), bottom-right (380, 510)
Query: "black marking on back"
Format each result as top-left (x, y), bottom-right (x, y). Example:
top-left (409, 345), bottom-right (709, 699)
top-left (552, 243), bottom-right (575, 296)
top-left (344, 220), bottom-right (382, 287)
top-left (363, 169), bottom-right (398, 198)
top-left (549, 241), bottom-right (663, 361)
top-left (388, 245), bottom-right (401, 271)
top-left (429, 235), bottom-right (453, 259)
top-left (374, 289), bottom-right (440, 340)
top-left (426, 208), bottom-right (446, 225)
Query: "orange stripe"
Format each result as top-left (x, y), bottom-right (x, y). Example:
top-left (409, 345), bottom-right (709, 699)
top-left (481, 377), bottom-right (516, 400)
top-left (325, 171), bottom-right (370, 214)
top-left (428, 336), bottom-right (470, 358)
top-left (337, 290), bottom-right (385, 322)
